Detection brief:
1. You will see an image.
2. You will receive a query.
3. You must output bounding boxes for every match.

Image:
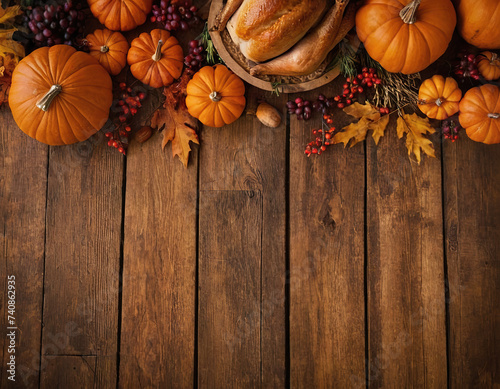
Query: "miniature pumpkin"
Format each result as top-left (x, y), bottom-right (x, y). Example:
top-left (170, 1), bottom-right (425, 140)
top-left (86, 29), bottom-right (129, 76)
top-left (453, 0), bottom-right (500, 49)
top-left (418, 75), bottom-right (462, 120)
top-left (355, 0), bottom-right (456, 74)
top-left (127, 29), bottom-right (183, 88)
top-left (87, 0), bottom-right (153, 31)
top-left (477, 52), bottom-right (500, 81)
top-left (186, 65), bottom-right (246, 128)
top-left (459, 84), bottom-right (500, 144)
top-left (8, 45), bottom-right (112, 145)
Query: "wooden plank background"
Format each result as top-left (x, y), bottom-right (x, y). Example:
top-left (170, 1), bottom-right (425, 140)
top-left (1, 1), bottom-right (499, 386)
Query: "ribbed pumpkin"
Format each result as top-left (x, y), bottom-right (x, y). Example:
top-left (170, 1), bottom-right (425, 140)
top-left (459, 84), bottom-right (500, 144)
top-left (127, 29), bottom-right (183, 88)
top-left (355, 0), bottom-right (456, 74)
top-left (418, 75), bottom-right (462, 120)
top-left (477, 52), bottom-right (500, 81)
top-left (453, 0), bottom-right (500, 49)
top-left (88, 0), bottom-right (153, 31)
top-left (186, 65), bottom-right (246, 128)
top-left (8, 45), bottom-right (112, 145)
top-left (86, 29), bottom-right (129, 76)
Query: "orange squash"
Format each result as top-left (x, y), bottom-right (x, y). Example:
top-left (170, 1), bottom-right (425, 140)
top-left (8, 45), bottom-right (112, 145)
top-left (127, 29), bottom-right (183, 88)
top-left (459, 84), bottom-right (500, 144)
top-left (86, 29), bottom-right (129, 76)
top-left (418, 75), bottom-right (462, 120)
top-left (477, 52), bottom-right (500, 81)
top-left (355, 0), bottom-right (456, 74)
top-left (186, 65), bottom-right (246, 128)
top-left (453, 0), bottom-right (500, 49)
top-left (88, 0), bottom-right (153, 31)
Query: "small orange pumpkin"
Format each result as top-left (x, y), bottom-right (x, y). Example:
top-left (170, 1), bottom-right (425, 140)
top-left (88, 0), bottom-right (153, 31)
top-left (127, 29), bottom-right (183, 88)
top-left (477, 52), bottom-right (500, 81)
top-left (186, 65), bottom-right (246, 128)
top-left (418, 75), bottom-right (462, 120)
top-left (355, 0), bottom-right (456, 74)
top-left (459, 84), bottom-right (500, 144)
top-left (86, 29), bottom-right (129, 76)
top-left (9, 45), bottom-right (112, 145)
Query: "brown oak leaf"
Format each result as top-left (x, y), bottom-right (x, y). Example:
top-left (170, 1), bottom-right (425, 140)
top-left (333, 102), bottom-right (389, 147)
top-left (396, 113), bottom-right (436, 164)
top-left (150, 70), bottom-right (199, 168)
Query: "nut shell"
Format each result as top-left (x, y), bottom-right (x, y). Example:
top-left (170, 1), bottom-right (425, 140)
top-left (256, 102), bottom-right (281, 128)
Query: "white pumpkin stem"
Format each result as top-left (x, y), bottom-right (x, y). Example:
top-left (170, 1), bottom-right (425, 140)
top-left (400, 0), bottom-right (422, 24)
top-left (209, 91), bottom-right (222, 102)
top-left (152, 40), bottom-right (164, 62)
top-left (491, 53), bottom-right (498, 63)
top-left (435, 97), bottom-right (443, 106)
top-left (100, 45), bottom-right (109, 53)
top-left (488, 113), bottom-right (500, 119)
top-left (36, 84), bottom-right (62, 112)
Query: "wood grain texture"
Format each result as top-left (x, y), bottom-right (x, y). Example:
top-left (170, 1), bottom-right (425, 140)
top-left (443, 138), bottom-right (500, 388)
top-left (40, 356), bottom-right (97, 389)
top-left (289, 86), bottom-right (366, 387)
top-left (0, 112), bottom-right (47, 388)
top-left (366, 124), bottom-right (447, 388)
top-left (198, 190), bottom-right (262, 387)
top-left (119, 131), bottom-right (198, 388)
top-left (41, 134), bottom-right (122, 388)
top-left (199, 87), bottom-right (287, 387)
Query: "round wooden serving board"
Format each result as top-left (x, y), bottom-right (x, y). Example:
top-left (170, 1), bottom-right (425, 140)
top-left (208, 0), bottom-right (351, 93)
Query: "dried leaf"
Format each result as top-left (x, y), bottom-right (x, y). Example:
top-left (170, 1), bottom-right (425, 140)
top-left (333, 102), bottom-right (390, 147)
top-left (150, 71), bottom-right (199, 168)
top-left (396, 113), bottom-right (436, 164)
top-left (0, 5), bottom-right (24, 108)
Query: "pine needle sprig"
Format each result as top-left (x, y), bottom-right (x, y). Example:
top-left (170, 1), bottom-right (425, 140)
top-left (326, 39), bottom-right (358, 80)
top-left (197, 22), bottom-right (223, 66)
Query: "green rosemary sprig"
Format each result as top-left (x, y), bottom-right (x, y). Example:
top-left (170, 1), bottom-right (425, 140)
top-left (326, 39), bottom-right (359, 80)
top-left (271, 81), bottom-right (283, 96)
top-left (197, 22), bottom-right (223, 66)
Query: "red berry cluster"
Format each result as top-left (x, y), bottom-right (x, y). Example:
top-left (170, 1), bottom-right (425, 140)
top-left (287, 68), bottom-right (382, 121)
top-left (184, 39), bottom-right (205, 71)
top-left (442, 120), bottom-right (460, 142)
top-left (105, 82), bottom-right (147, 155)
top-left (151, 0), bottom-right (200, 32)
top-left (454, 52), bottom-right (480, 80)
top-left (116, 82), bottom-right (146, 123)
top-left (304, 121), bottom-right (337, 156)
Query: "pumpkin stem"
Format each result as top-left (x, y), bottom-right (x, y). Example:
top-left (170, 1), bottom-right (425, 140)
top-left (488, 113), bottom-right (500, 119)
top-left (209, 91), bottom-right (222, 102)
top-left (491, 53), bottom-right (498, 63)
top-left (100, 45), bottom-right (109, 53)
top-left (435, 97), bottom-right (443, 106)
top-left (36, 84), bottom-right (62, 112)
top-left (152, 40), bottom-right (164, 62)
top-left (400, 0), bottom-right (422, 24)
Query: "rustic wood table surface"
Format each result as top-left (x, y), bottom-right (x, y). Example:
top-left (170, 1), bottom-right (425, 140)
top-left (1, 4), bottom-right (500, 389)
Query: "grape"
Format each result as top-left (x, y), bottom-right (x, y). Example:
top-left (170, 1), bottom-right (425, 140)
top-left (152, 0), bottom-right (200, 32)
top-left (184, 39), bottom-right (206, 71)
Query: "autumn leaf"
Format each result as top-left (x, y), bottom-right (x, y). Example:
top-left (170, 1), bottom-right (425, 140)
top-left (150, 70), bottom-right (199, 168)
top-left (333, 102), bottom-right (390, 147)
top-left (396, 113), bottom-right (436, 164)
top-left (0, 4), bottom-right (24, 108)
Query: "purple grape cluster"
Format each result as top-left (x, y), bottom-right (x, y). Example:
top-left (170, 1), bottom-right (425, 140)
top-left (184, 40), bottom-right (205, 71)
top-left (286, 95), bottom-right (337, 120)
top-left (23, 1), bottom-right (85, 48)
top-left (151, 0), bottom-right (200, 32)
top-left (442, 120), bottom-right (460, 142)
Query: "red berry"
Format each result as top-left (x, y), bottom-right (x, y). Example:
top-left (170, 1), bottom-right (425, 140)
top-left (119, 82), bottom-right (126, 90)
top-left (343, 83), bottom-right (349, 89)
top-left (357, 86), bottom-right (364, 93)
top-left (105, 132), bottom-right (113, 137)
top-left (119, 115), bottom-right (126, 122)
top-left (337, 103), bottom-right (345, 109)
top-left (138, 92), bottom-right (146, 100)
top-left (375, 79), bottom-right (382, 84)
top-left (326, 118), bottom-right (333, 124)
top-left (362, 67), bottom-right (368, 73)
top-left (334, 95), bottom-right (341, 102)
top-left (357, 74), bottom-right (363, 80)
top-left (130, 107), bottom-right (137, 115)
top-left (467, 53), bottom-right (475, 62)
top-left (325, 133), bottom-right (332, 139)
top-left (107, 139), bottom-right (114, 146)
top-left (321, 145), bottom-right (326, 151)
top-left (367, 82), bottom-right (373, 87)
top-left (112, 140), bottom-right (118, 148)
top-left (118, 147), bottom-right (124, 153)
top-left (125, 126), bottom-right (131, 132)
top-left (348, 93), bottom-right (354, 99)
top-left (346, 77), bottom-right (351, 83)
top-left (346, 99), bottom-right (352, 104)
top-left (312, 148), bottom-right (318, 154)
top-left (343, 88), bottom-right (350, 95)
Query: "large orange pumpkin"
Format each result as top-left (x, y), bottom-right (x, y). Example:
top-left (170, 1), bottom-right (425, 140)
top-left (186, 65), bottom-right (246, 128)
top-left (88, 0), bottom-right (153, 31)
top-left (453, 0), bottom-right (500, 49)
top-left (86, 29), bottom-right (129, 76)
top-left (9, 45), bottom-right (112, 145)
top-left (355, 0), bottom-right (456, 74)
top-left (127, 29), bottom-right (183, 88)
top-left (418, 75), bottom-right (462, 120)
top-left (459, 84), bottom-right (500, 144)
top-left (477, 52), bottom-right (500, 81)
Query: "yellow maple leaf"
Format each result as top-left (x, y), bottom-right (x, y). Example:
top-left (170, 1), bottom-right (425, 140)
top-left (0, 5), bottom-right (21, 24)
top-left (333, 102), bottom-right (390, 147)
top-left (396, 113), bottom-right (436, 164)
